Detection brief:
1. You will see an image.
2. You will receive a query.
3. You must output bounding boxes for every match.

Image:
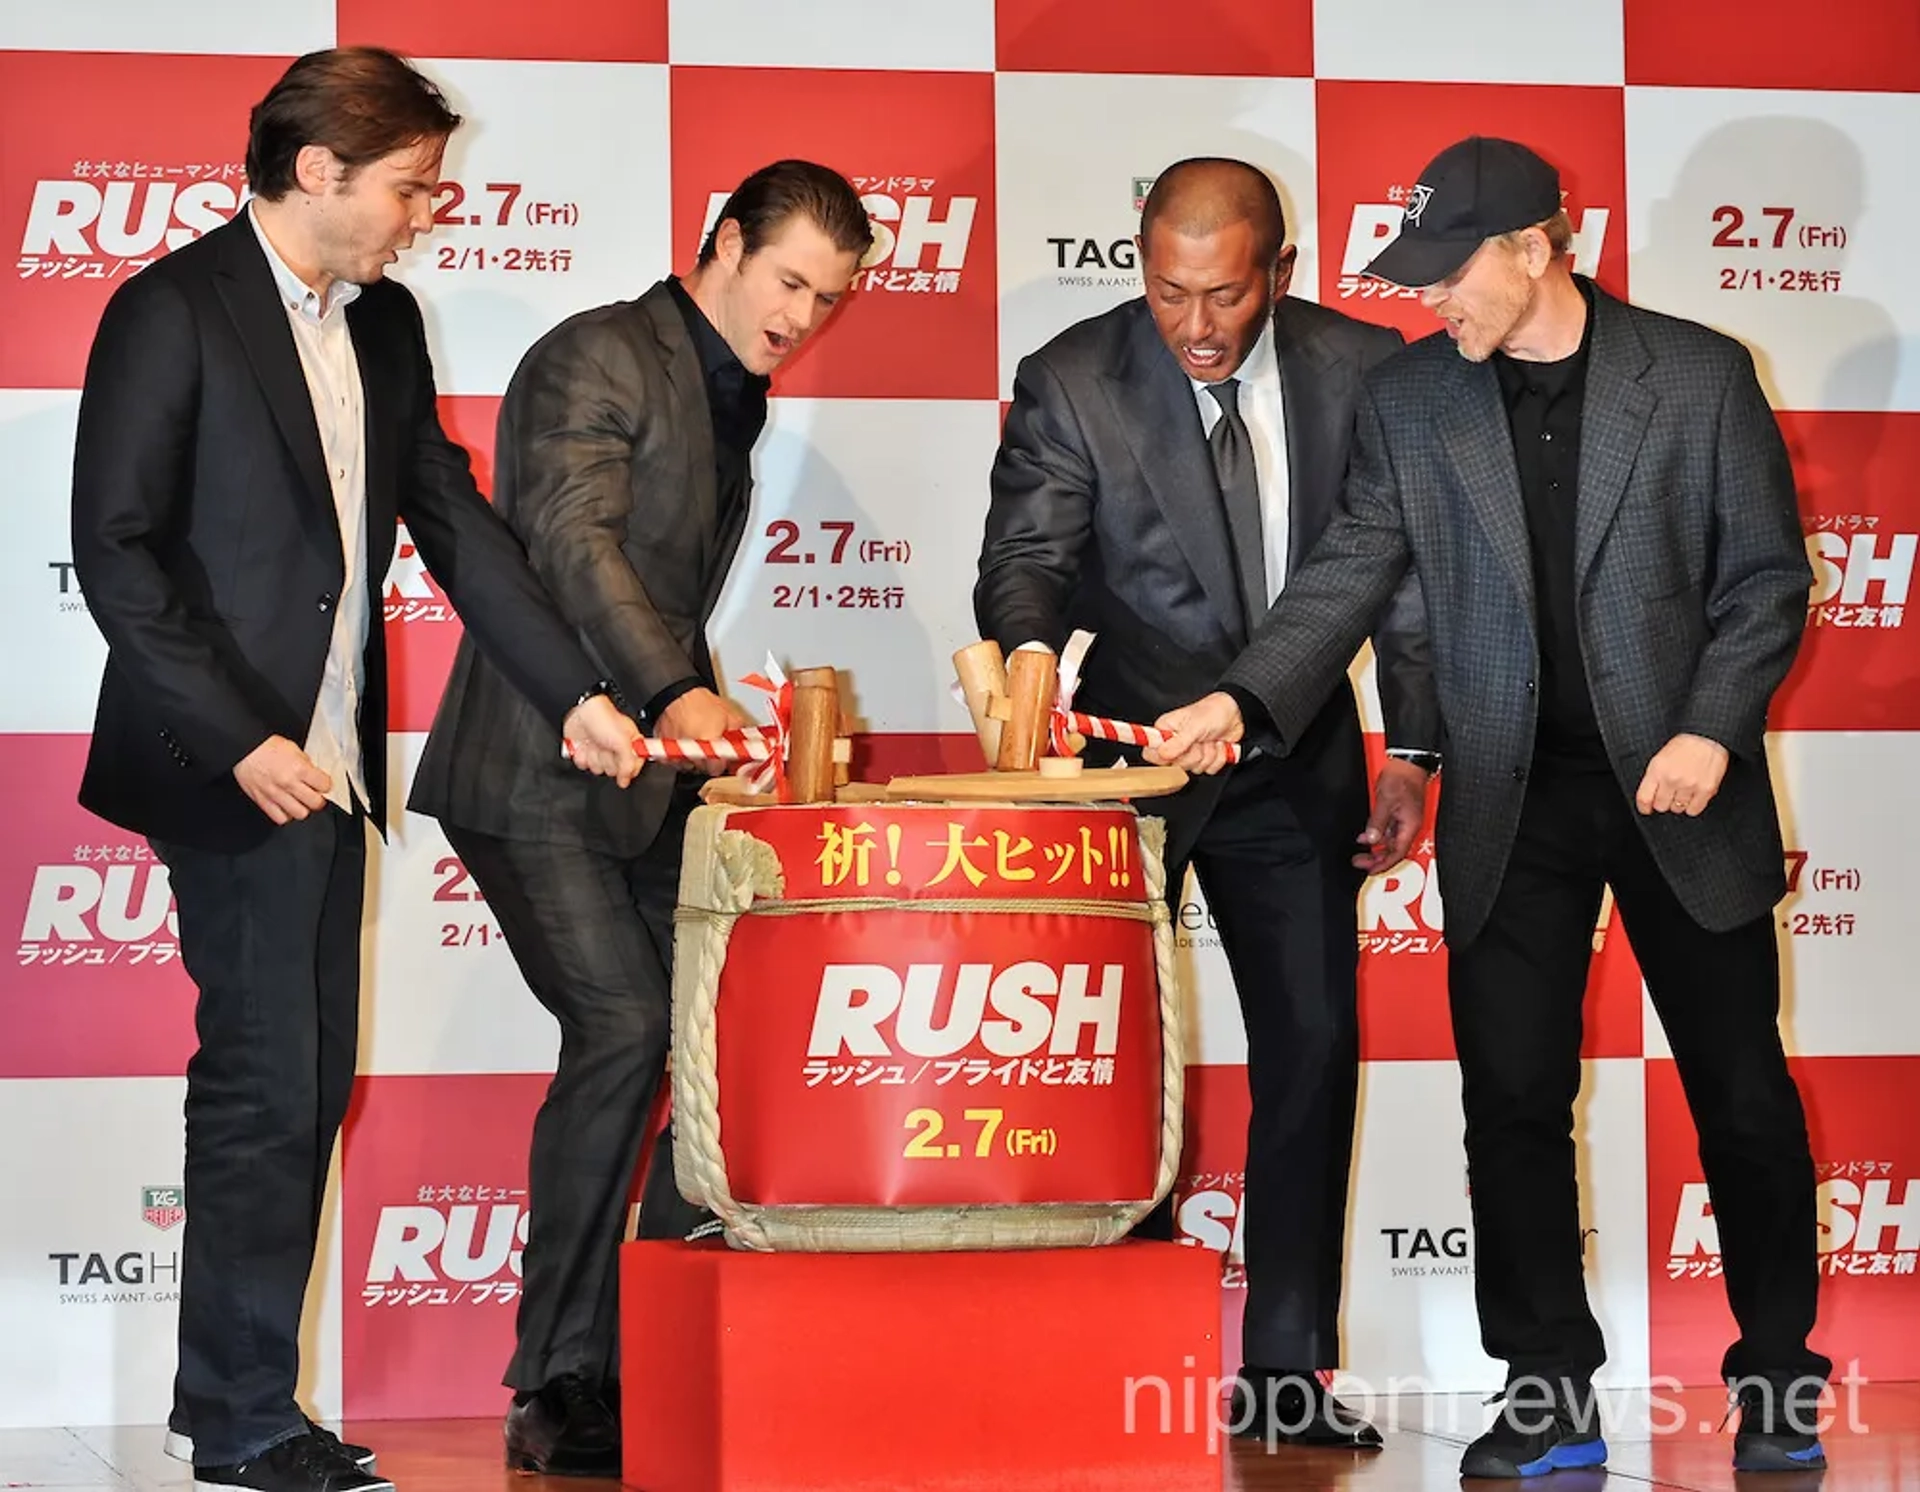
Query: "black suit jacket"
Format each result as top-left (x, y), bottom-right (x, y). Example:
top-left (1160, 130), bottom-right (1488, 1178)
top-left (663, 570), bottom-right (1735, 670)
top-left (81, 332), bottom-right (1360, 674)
top-left (410, 280), bottom-right (745, 857)
top-left (976, 294), bottom-right (1440, 867)
top-left (70, 213), bottom-right (604, 853)
top-left (1222, 284), bottom-right (1810, 941)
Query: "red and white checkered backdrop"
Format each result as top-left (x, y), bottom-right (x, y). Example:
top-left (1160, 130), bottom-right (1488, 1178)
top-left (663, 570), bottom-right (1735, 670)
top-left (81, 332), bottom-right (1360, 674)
top-left (4, 0), bottom-right (1918, 1430)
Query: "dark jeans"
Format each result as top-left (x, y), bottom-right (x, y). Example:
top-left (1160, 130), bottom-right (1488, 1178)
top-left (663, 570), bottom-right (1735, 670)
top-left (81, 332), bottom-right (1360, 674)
top-left (153, 804), bottom-right (366, 1466)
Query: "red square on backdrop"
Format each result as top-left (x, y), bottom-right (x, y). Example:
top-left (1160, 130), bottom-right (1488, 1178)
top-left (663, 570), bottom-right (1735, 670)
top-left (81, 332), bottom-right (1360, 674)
top-left (337, 0), bottom-right (667, 63)
top-left (0, 52), bottom-right (283, 389)
top-left (341, 1072), bottom-right (551, 1420)
top-left (1355, 735), bottom-right (1644, 1063)
top-left (1770, 411), bottom-right (1920, 731)
top-left (0, 734), bottom-right (195, 1078)
top-left (1314, 81), bottom-right (1627, 345)
top-left (670, 68), bottom-right (996, 401)
top-left (994, 0), bottom-right (1312, 77)
top-left (1648, 1055), bottom-right (1920, 1386)
top-left (384, 396), bottom-right (500, 734)
top-left (1624, 0), bottom-right (1920, 93)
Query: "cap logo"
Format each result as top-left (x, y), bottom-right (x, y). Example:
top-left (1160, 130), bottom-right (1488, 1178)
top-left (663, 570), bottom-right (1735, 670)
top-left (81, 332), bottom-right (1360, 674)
top-left (1403, 183), bottom-right (1434, 227)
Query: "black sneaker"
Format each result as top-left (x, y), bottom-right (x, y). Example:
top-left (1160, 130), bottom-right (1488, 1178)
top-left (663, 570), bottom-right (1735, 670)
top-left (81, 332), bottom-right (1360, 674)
top-left (170, 1420), bottom-right (377, 1473)
top-left (1731, 1378), bottom-right (1828, 1472)
top-left (1459, 1377), bottom-right (1608, 1479)
top-left (504, 1371), bottom-right (621, 1478)
top-left (192, 1426), bottom-right (394, 1491)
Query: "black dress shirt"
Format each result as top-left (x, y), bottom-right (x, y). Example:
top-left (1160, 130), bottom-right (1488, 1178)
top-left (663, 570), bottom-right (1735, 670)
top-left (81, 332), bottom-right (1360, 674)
top-left (1493, 279), bottom-right (1607, 770)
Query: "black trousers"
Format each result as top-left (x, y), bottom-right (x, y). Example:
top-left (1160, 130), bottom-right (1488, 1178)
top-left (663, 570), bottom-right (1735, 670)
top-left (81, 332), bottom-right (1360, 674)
top-left (1449, 760), bottom-right (1829, 1387)
top-left (152, 804), bottom-right (366, 1467)
top-left (443, 784), bottom-right (704, 1396)
top-left (1140, 763), bottom-right (1363, 1372)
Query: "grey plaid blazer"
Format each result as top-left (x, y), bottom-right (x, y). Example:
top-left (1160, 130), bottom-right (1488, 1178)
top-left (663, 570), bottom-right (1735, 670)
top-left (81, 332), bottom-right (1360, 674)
top-left (1222, 280), bottom-right (1810, 945)
top-left (410, 280), bottom-right (743, 856)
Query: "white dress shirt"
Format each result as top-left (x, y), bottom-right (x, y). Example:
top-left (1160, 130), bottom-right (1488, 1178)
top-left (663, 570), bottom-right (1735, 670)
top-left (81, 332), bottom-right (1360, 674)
top-left (248, 205), bottom-right (370, 814)
top-left (1192, 317), bottom-right (1290, 605)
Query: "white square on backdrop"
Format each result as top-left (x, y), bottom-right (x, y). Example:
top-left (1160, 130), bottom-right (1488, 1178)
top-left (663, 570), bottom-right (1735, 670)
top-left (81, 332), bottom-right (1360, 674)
top-left (1314, 0), bottom-right (1624, 85)
top-left (391, 59), bottom-right (673, 397)
top-left (667, 0), bottom-right (994, 71)
top-left (995, 71), bottom-right (1319, 400)
top-left (1627, 87), bottom-right (1920, 413)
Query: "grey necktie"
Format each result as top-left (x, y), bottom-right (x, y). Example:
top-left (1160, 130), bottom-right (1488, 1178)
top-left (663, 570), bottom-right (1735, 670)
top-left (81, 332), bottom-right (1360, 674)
top-left (1207, 376), bottom-right (1268, 635)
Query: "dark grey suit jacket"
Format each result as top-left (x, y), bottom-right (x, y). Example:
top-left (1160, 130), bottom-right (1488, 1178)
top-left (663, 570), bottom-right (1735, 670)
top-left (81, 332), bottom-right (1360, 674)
top-left (1221, 281), bottom-right (1811, 944)
top-left (976, 294), bottom-right (1440, 868)
top-left (410, 280), bottom-right (745, 855)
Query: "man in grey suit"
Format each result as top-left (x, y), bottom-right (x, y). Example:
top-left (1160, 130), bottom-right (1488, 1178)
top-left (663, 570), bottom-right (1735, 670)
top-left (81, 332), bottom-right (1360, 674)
top-left (409, 160), bottom-right (871, 1477)
top-left (1153, 138), bottom-right (1830, 1478)
top-left (977, 158), bottom-right (1442, 1449)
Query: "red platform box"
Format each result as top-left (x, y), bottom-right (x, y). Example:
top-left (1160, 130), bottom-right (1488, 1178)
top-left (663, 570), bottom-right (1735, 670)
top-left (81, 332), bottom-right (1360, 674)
top-left (618, 1237), bottom-right (1223, 1491)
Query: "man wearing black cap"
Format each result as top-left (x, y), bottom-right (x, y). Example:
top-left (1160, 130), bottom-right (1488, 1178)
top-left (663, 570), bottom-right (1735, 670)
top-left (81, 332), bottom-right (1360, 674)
top-left (1146, 137), bottom-right (1830, 1479)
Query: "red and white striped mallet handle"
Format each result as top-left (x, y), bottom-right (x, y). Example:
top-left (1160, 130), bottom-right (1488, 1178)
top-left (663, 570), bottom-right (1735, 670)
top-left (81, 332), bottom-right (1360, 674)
top-left (1063, 710), bottom-right (1244, 764)
top-left (563, 727), bottom-right (771, 764)
top-left (632, 728), bottom-right (775, 764)
top-left (565, 728), bottom-right (849, 764)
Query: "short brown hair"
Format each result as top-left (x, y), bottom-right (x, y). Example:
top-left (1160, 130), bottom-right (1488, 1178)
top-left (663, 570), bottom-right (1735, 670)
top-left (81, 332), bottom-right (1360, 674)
top-left (698, 160), bottom-right (874, 266)
top-left (247, 46), bottom-right (461, 201)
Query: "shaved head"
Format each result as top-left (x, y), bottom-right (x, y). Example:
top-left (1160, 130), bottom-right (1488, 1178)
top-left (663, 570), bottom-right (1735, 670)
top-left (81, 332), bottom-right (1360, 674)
top-left (1140, 157), bottom-right (1287, 264)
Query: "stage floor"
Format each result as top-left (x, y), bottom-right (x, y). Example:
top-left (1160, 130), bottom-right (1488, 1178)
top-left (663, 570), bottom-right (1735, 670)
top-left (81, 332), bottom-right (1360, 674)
top-left (5, 1384), bottom-right (1914, 1490)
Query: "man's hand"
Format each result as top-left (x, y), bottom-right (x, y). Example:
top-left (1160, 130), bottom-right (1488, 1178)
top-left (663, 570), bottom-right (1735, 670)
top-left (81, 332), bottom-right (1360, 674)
top-left (1635, 732), bottom-right (1729, 816)
top-left (1356, 757), bottom-right (1430, 873)
top-left (234, 735), bottom-right (332, 825)
top-left (1147, 692), bottom-right (1244, 776)
top-left (564, 695), bottom-right (644, 788)
top-left (658, 688), bottom-right (757, 774)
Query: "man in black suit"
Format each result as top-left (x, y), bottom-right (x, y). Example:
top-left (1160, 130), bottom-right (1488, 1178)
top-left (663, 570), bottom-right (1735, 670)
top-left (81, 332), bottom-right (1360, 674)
top-left (70, 48), bottom-right (642, 1492)
top-left (975, 157), bottom-right (1441, 1448)
top-left (408, 160), bottom-right (871, 1478)
top-left (1155, 138), bottom-right (1830, 1478)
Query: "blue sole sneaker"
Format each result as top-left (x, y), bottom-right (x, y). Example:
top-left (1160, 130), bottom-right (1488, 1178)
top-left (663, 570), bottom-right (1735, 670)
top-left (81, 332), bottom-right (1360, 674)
top-left (1461, 1433), bottom-right (1608, 1478)
top-left (1733, 1435), bottom-right (1827, 1472)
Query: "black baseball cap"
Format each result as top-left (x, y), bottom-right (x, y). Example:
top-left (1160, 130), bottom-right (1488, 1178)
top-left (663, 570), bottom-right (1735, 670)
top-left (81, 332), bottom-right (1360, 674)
top-left (1364, 136), bottom-right (1562, 288)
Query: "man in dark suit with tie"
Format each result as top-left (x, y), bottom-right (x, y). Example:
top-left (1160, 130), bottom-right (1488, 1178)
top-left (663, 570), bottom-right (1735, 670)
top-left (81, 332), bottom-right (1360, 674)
top-left (1155, 137), bottom-right (1831, 1478)
top-left (408, 160), bottom-right (871, 1478)
top-left (69, 47), bottom-right (643, 1492)
top-left (975, 157), bottom-right (1442, 1449)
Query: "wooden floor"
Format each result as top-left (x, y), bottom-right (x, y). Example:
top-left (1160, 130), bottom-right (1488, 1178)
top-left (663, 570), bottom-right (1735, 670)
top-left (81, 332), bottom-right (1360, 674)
top-left (8, 1384), bottom-right (1918, 1490)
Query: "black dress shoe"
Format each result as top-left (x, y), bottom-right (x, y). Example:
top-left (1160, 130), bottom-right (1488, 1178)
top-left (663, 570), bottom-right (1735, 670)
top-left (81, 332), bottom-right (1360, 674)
top-left (1229, 1369), bottom-right (1384, 1449)
top-left (504, 1372), bottom-right (621, 1478)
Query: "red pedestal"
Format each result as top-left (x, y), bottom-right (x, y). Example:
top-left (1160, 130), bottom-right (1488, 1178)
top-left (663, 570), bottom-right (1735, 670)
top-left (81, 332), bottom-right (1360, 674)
top-left (618, 1238), bottom-right (1223, 1491)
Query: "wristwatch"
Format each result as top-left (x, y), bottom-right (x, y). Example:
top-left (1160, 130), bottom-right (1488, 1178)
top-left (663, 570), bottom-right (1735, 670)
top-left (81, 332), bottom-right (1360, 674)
top-left (1387, 748), bottom-right (1443, 775)
top-left (570, 679), bottom-right (623, 713)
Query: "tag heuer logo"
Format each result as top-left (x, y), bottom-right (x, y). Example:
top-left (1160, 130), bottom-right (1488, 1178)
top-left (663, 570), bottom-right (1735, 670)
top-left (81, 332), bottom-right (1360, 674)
top-left (1132, 176), bottom-right (1157, 213)
top-left (142, 1185), bottom-right (185, 1232)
